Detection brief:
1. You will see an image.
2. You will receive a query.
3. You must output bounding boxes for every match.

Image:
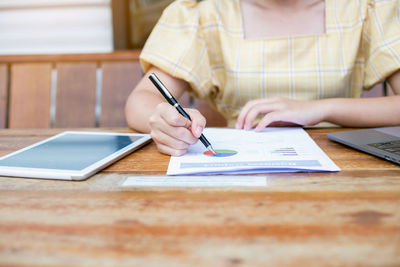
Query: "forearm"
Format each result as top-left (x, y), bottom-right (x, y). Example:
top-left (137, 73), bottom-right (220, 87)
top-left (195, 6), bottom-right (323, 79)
top-left (321, 95), bottom-right (400, 127)
top-left (125, 89), bottom-right (165, 133)
top-left (125, 67), bottom-right (190, 133)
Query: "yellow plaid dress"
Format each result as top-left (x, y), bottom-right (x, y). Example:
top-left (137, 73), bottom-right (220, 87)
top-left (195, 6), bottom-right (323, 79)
top-left (140, 0), bottom-right (400, 127)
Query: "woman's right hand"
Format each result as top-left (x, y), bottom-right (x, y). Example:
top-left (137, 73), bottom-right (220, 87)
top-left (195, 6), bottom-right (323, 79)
top-left (149, 102), bottom-right (206, 156)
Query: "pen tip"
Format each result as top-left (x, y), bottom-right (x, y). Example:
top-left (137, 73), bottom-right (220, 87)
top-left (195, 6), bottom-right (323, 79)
top-left (208, 146), bottom-right (217, 155)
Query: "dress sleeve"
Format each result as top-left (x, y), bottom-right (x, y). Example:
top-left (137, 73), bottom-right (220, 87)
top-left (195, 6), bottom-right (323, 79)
top-left (362, 0), bottom-right (400, 90)
top-left (139, 0), bottom-right (212, 98)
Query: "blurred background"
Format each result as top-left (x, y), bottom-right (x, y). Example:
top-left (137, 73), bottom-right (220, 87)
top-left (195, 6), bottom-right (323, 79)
top-left (0, 0), bottom-right (389, 110)
top-left (0, 0), bottom-right (173, 54)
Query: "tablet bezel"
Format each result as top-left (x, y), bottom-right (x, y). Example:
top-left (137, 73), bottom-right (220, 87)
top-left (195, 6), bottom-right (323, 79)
top-left (0, 131), bottom-right (151, 180)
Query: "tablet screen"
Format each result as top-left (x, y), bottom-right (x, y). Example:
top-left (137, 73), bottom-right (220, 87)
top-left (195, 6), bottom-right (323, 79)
top-left (0, 132), bottom-right (144, 171)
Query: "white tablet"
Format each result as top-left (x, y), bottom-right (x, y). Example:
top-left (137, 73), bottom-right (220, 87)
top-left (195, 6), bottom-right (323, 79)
top-left (0, 131), bottom-right (151, 180)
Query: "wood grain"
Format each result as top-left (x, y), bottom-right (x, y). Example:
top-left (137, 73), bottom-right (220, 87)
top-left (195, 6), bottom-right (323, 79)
top-left (0, 128), bottom-right (399, 267)
top-left (8, 63), bottom-right (52, 128)
top-left (0, 64), bottom-right (7, 129)
top-left (0, 50), bottom-right (141, 63)
top-left (0, 190), bottom-right (399, 266)
top-left (55, 63), bottom-right (97, 128)
top-left (100, 62), bottom-right (142, 127)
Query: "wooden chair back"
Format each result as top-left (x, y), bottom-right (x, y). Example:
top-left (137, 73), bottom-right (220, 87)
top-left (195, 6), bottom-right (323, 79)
top-left (0, 51), bottom-right (227, 129)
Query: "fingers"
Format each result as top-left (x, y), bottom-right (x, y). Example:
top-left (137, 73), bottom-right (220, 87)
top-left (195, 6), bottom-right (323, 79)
top-left (255, 111), bottom-right (302, 132)
top-left (150, 103), bottom-right (204, 156)
top-left (150, 121), bottom-right (196, 156)
top-left (151, 129), bottom-right (191, 156)
top-left (187, 109), bottom-right (207, 138)
top-left (151, 121), bottom-right (196, 146)
top-left (155, 142), bottom-right (188, 157)
top-left (237, 97), bottom-right (322, 132)
top-left (157, 103), bottom-right (191, 128)
top-left (243, 103), bottom-right (282, 130)
top-left (236, 98), bottom-right (284, 130)
top-left (254, 112), bottom-right (281, 132)
top-left (235, 97), bottom-right (301, 131)
top-left (236, 99), bottom-right (268, 129)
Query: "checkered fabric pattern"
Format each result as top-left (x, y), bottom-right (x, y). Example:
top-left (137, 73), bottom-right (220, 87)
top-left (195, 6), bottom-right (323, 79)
top-left (140, 0), bottom-right (400, 127)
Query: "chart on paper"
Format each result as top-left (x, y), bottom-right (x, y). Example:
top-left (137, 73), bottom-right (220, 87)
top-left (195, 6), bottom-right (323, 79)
top-left (167, 128), bottom-right (340, 175)
top-left (203, 149), bottom-right (238, 157)
top-left (270, 147), bottom-right (297, 156)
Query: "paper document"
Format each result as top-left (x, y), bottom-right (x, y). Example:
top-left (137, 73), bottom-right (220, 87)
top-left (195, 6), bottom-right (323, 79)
top-left (167, 128), bottom-right (340, 175)
top-left (122, 176), bottom-right (267, 187)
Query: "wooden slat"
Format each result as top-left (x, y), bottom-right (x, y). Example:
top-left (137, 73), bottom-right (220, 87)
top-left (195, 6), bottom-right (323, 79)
top-left (112, 0), bottom-right (131, 50)
top-left (9, 63), bottom-right (52, 128)
top-left (0, 64), bottom-right (8, 128)
top-left (100, 62), bottom-right (142, 127)
top-left (55, 63), bottom-right (97, 128)
top-left (0, 51), bottom-right (141, 64)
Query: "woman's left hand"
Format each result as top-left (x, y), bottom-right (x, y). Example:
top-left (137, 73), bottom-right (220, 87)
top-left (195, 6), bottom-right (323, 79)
top-left (235, 97), bottom-right (326, 131)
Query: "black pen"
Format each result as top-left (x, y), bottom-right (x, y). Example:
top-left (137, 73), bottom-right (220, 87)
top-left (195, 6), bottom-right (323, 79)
top-left (148, 73), bottom-right (217, 155)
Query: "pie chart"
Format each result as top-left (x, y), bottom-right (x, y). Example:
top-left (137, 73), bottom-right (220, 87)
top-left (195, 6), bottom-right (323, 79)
top-left (203, 149), bottom-right (238, 157)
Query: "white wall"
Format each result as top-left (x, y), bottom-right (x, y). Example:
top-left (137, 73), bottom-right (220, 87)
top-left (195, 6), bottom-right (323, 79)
top-left (0, 0), bottom-right (113, 54)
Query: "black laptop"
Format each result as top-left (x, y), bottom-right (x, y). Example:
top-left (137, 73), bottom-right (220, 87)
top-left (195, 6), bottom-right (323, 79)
top-left (327, 126), bottom-right (400, 165)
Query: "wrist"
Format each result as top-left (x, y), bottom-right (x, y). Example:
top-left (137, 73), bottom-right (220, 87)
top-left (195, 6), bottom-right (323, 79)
top-left (314, 98), bottom-right (334, 123)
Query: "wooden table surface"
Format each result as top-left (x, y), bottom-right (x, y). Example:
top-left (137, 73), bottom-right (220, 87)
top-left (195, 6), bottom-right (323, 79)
top-left (0, 128), bottom-right (399, 267)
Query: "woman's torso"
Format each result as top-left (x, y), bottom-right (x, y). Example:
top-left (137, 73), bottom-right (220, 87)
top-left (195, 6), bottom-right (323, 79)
top-left (198, 0), bottom-right (368, 126)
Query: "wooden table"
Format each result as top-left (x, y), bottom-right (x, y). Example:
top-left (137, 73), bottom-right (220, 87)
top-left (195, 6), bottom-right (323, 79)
top-left (0, 128), bottom-right (399, 266)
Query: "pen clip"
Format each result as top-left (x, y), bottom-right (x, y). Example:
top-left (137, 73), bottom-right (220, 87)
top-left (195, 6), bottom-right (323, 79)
top-left (149, 73), bottom-right (175, 103)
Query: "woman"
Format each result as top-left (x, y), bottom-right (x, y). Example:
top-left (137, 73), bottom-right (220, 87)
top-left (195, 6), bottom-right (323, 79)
top-left (125, 0), bottom-right (400, 156)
